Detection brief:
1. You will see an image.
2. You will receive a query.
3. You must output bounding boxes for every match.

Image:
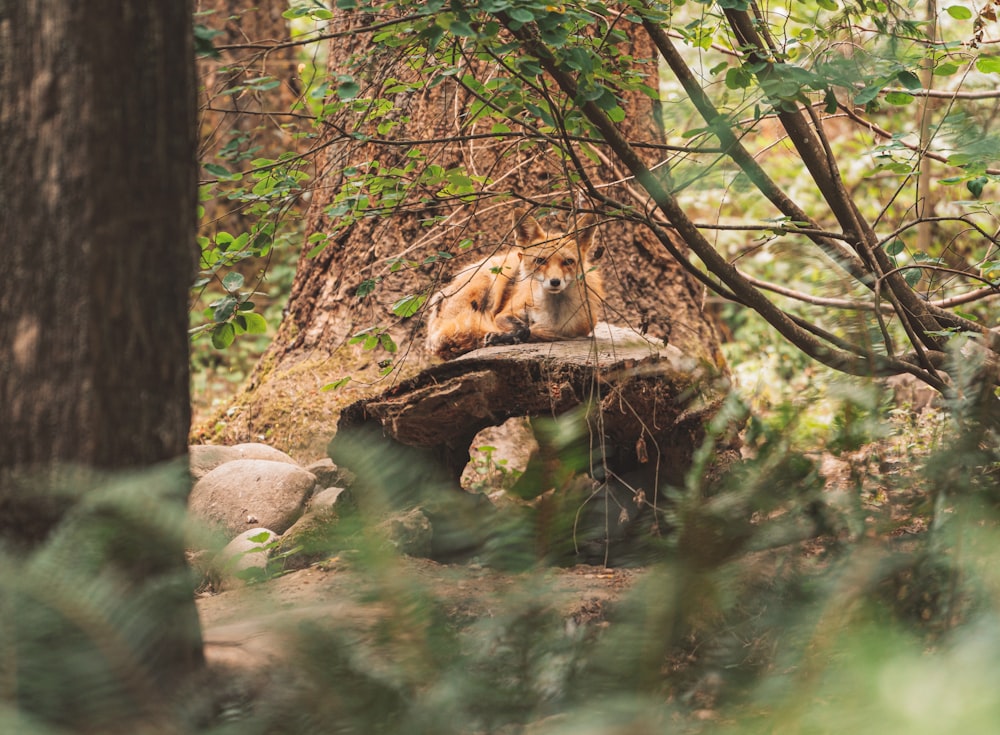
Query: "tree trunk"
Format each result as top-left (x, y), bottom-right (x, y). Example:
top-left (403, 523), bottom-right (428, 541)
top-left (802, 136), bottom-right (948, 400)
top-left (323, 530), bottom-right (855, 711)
top-left (203, 12), bottom-right (727, 460)
top-left (0, 0), bottom-right (203, 722)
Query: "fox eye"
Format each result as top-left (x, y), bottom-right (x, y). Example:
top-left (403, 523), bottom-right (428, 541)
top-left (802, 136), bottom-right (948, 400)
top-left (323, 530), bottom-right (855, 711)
top-left (533, 256), bottom-right (547, 265)
top-left (563, 257), bottom-right (576, 267)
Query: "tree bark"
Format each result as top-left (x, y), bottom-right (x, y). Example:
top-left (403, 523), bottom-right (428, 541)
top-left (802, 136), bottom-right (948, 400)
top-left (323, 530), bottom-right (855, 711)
top-left (0, 0), bottom-right (203, 720)
top-left (203, 12), bottom-right (728, 460)
top-left (332, 335), bottom-right (728, 486)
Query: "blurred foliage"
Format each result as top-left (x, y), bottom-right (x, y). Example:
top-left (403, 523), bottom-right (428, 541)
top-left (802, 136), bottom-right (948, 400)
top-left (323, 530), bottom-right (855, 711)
top-left (7, 347), bottom-right (1000, 733)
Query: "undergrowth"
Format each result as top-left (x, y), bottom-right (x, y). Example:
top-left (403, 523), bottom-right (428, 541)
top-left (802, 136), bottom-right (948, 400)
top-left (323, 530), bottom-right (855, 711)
top-left (5, 339), bottom-right (1000, 733)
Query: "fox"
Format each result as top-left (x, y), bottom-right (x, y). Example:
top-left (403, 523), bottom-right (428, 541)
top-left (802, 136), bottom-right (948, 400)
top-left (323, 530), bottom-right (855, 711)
top-left (426, 209), bottom-right (605, 360)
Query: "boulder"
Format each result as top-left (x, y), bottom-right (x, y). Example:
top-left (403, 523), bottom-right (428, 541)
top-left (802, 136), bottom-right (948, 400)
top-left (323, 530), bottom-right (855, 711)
top-left (215, 527), bottom-right (280, 587)
top-left (189, 459), bottom-right (317, 538)
top-left (190, 443), bottom-right (299, 480)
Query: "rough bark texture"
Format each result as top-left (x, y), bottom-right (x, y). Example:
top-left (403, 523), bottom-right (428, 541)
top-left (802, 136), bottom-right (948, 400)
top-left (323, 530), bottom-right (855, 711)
top-left (332, 335), bottom-right (731, 487)
top-left (0, 0), bottom-right (203, 709)
top-left (203, 12), bottom-right (727, 461)
top-left (0, 1), bottom-right (195, 522)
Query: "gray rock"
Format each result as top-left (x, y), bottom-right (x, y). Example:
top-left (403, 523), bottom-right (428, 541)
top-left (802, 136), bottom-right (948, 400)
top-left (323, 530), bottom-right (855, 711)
top-left (189, 459), bottom-right (317, 538)
top-left (304, 457), bottom-right (356, 489)
top-left (378, 508), bottom-right (433, 558)
top-left (190, 443), bottom-right (299, 480)
top-left (215, 527), bottom-right (279, 586)
top-left (275, 508), bottom-right (342, 571)
top-left (308, 486), bottom-right (354, 512)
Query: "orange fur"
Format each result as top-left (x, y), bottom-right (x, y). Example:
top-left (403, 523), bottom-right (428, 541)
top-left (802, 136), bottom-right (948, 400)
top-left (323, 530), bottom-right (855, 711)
top-left (426, 210), bottom-right (605, 360)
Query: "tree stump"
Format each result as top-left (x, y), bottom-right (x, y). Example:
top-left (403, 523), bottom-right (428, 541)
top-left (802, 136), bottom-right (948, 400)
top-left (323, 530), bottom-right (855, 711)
top-left (327, 327), bottom-right (738, 562)
top-left (329, 325), bottom-right (734, 495)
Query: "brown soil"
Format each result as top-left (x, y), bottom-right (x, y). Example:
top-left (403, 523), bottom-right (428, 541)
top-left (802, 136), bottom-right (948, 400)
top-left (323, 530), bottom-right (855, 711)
top-left (199, 555), bottom-right (641, 673)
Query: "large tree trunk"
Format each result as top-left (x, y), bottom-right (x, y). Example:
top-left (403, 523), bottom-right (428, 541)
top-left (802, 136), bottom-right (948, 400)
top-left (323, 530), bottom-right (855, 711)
top-left (0, 0), bottom-right (203, 723)
top-left (204, 11), bottom-right (727, 460)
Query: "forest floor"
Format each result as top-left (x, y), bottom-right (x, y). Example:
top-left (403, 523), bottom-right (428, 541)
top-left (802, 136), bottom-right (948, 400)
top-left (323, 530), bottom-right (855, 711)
top-left (198, 557), bottom-right (641, 671)
top-left (192, 402), bottom-right (948, 730)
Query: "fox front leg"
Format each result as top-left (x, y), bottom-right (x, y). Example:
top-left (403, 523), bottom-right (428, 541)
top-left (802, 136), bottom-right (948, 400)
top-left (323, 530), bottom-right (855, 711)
top-left (483, 315), bottom-right (531, 347)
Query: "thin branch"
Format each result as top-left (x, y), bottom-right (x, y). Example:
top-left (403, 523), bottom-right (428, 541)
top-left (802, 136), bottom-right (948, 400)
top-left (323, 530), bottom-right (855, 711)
top-left (841, 104), bottom-right (1000, 177)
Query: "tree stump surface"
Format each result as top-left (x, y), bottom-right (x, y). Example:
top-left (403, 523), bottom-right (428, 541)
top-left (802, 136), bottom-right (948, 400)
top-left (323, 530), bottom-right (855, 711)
top-left (330, 329), bottom-right (732, 487)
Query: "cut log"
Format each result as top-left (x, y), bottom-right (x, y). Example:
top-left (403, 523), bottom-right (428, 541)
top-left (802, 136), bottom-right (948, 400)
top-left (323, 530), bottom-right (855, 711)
top-left (327, 326), bottom-right (739, 562)
top-left (329, 326), bottom-right (735, 491)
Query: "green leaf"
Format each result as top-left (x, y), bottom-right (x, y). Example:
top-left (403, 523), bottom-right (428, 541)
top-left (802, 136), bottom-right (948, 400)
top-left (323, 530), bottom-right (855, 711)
top-left (193, 24), bottom-right (222, 59)
top-left (507, 7), bottom-right (535, 23)
top-left (946, 5), bottom-right (973, 19)
top-left (336, 77), bottom-right (361, 100)
top-left (725, 66), bottom-right (753, 89)
top-left (903, 268), bottom-right (922, 287)
top-left (243, 312), bottom-right (268, 334)
top-left (884, 91), bottom-right (914, 106)
top-left (884, 239), bottom-right (906, 256)
top-left (211, 322), bottom-right (236, 349)
top-left (976, 56), bottom-right (1000, 74)
top-left (854, 84), bottom-right (883, 106)
top-left (450, 19), bottom-right (476, 36)
top-left (204, 162), bottom-right (232, 178)
top-left (896, 70), bottom-right (922, 90)
top-left (934, 61), bottom-right (961, 76)
top-left (967, 176), bottom-right (988, 198)
top-left (391, 294), bottom-right (427, 318)
top-left (823, 88), bottom-right (839, 114)
top-left (356, 278), bottom-right (378, 298)
top-left (322, 376), bottom-right (353, 392)
top-left (222, 272), bottom-right (245, 292)
top-left (212, 295), bottom-right (238, 322)
top-left (379, 332), bottom-right (398, 353)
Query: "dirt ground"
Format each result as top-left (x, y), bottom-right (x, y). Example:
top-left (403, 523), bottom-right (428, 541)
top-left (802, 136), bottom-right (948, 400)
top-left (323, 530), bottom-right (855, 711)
top-left (198, 555), bottom-right (642, 673)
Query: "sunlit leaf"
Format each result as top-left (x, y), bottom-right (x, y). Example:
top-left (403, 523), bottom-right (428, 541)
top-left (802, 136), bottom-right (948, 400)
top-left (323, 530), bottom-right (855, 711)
top-left (976, 56), bottom-right (1000, 74)
top-left (391, 294), bottom-right (427, 318)
top-left (211, 322), bottom-right (236, 349)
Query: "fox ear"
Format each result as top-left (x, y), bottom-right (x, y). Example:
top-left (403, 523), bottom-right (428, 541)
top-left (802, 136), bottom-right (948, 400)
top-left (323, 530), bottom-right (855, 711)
top-left (513, 209), bottom-right (545, 246)
top-left (574, 213), bottom-right (597, 252)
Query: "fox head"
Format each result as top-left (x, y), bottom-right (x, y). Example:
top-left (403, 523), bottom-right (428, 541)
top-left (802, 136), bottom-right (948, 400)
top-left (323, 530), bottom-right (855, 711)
top-left (513, 210), bottom-right (597, 294)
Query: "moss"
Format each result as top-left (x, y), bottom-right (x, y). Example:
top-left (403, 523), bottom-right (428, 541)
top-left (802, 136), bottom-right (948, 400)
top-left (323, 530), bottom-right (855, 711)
top-left (191, 343), bottom-right (427, 462)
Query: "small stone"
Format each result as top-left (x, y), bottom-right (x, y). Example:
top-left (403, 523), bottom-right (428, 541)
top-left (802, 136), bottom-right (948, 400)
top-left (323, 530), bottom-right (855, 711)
top-left (275, 508), bottom-right (342, 571)
top-left (215, 527), bottom-right (279, 587)
top-left (378, 508), bottom-right (433, 558)
top-left (309, 487), bottom-right (354, 512)
top-left (304, 457), bottom-right (356, 489)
